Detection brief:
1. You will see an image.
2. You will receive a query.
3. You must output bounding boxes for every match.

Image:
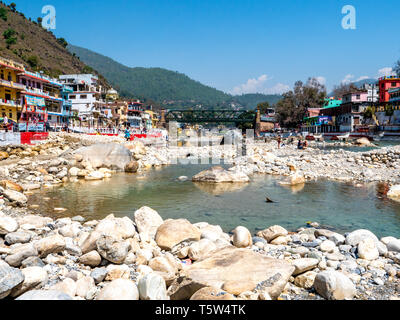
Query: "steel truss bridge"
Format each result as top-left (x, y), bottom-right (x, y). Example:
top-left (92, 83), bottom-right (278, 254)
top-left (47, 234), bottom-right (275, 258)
top-left (164, 109), bottom-right (257, 124)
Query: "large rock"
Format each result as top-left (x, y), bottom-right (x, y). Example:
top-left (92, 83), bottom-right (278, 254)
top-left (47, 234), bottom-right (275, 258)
top-left (292, 258), bottom-right (319, 276)
top-left (168, 247), bottom-right (294, 299)
top-left (125, 161), bottom-right (139, 173)
top-left (95, 215), bottom-right (136, 240)
top-left (5, 231), bottom-right (31, 245)
top-left (386, 239), bottom-right (400, 253)
top-left (279, 172), bottom-right (305, 186)
top-left (10, 267), bottom-right (48, 297)
top-left (155, 219), bottom-right (201, 251)
top-left (138, 273), bottom-right (168, 300)
top-left (3, 189), bottom-right (27, 205)
top-left (190, 287), bottom-right (236, 300)
top-left (79, 250), bottom-right (102, 267)
top-left (355, 137), bottom-right (372, 146)
top-left (96, 279), bottom-right (139, 300)
top-left (50, 278), bottom-right (77, 297)
top-left (345, 229), bottom-right (379, 247)
top-left (294, 271), bottom-right (317, 289)
top-left (192, 166), bottom-right (249, 183)
top-left (74, 143), bottom-right (133, 171)
top-left (0, 261), bottom-right (24, 299)
top-left (16, 215), bottom-right (52, 229)
top-left (96, 235), bottom-right (130, 264)
top-left (358, 238), bottom-right (379, 260)
top-left (232, 226), bottom-right (252, 248)
top-left (188, 239), bottom-right (217, 261)
top-left (134, 206), bottom-right (163, 238)
top-left (34, 235), bottom-right (66, 258)
top-left (84, 171), bottom-right (104, 181)
top-left (0, 216), bottom-right (19, 235)
top-left (0, 180), bottom-right (23, 192)
top-left (256, 225), bottom-right (288, 242)
top-left (388, 185), bottom-right (400, 201)
top-left (16, 290), bottom-right (73, 300)
top-left (76, 276), bottom-right (96, 298)
top-left (313, 271), bottom-right (356, 300)
top-left (6, 243), bottom-right (38, 267)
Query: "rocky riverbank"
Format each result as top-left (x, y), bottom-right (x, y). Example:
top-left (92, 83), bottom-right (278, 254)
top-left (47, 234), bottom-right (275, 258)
top-left (0, 133), bottom-right (399, 300)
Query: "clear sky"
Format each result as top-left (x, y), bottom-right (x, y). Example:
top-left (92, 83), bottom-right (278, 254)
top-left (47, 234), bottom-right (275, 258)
top-left (10, 0), bottom-right (400, 95)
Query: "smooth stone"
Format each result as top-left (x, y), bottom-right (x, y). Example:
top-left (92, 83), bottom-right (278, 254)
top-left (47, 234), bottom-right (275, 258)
top-left (345, 229), bottom-right (378, 247)
top-left (358, 238), bottom-right (379, 260)
top-left (386, 239), bottom-right (400, 253)
top-left (314, 270), bottom-right (356, 300)
top-left (10, 266), bottom-right (48, 297)
top-left (133, 206), bottom-right (163, 239)
top-left (137, 273), bottom-right (168, 300)
top-left (5, 231), bottom-right (32, 245)
top-left (294, 271), bottom-right (317, 289)
top-left (256, 225), bottom-right (288, 242)
top-left (232, 226), bottom-right (253, 248)
top-left (292, 258), bottom-right (319, 276)
top-left (76, 276), bottom-right (96, 299)
top-left (190, 286), bottom-right (236, 300)
top-left (90, 268), bottom-right (108, 284)
top-left (155, 219), bottom-right (201, 251)
top-left (79, 250), bottom-right (102, 267)
top-left (96, 235), bottom-right (130, 264)
top-left (0, 261), bottom-right (25, 299)
top-left (16, 290), bottom-right (73, 300)
top-left (96, 279), bottom-right (139, 300)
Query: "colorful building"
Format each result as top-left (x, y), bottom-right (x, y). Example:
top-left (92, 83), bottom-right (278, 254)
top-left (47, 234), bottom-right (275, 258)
top-left (0, 56), bottom-right (26, 122)
top-left (378, 76), bottom-right (400, 103)
top-left (127, 101), bottom-right (144, 129)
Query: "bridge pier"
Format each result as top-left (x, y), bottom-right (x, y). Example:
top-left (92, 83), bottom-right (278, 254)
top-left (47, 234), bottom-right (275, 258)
top-left (159, 109), bottom-right (167, 129)
top-left (255, 109), bottom-right (261, 137)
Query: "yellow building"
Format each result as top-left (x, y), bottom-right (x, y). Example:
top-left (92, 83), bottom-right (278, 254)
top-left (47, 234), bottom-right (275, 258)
top-left (144, 110), bottom-right (159, 128)
top-left (0, 56), bottom-right (26, 122)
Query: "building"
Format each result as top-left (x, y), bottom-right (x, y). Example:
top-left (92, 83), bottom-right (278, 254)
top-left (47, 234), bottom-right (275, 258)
top-left (58, 74), bottom-right (106, 127)
top-left (361, 83), bottom-right (378, 102)
top-left (126, 100), bottom-right (144, 129)
top-left (389, 87), bottom-right (400, 103)
top-left (378, 76), bottom-right (400, 103)
top-left (60, 85), bottom-right (73, 125)
top-left (18, 71), bottom-right (64, 131)
top-left (0, 56), bottom-right (26, 123)
top-left (144, 109), bottom-right (159, 129)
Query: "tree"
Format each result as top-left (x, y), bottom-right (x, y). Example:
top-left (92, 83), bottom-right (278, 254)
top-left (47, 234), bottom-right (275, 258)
top-left (275, 77), bottom-right (327, 128)
top-left (57, 37), bottom-right (68, 48)
top-left (0, 7), bottom-right (7, 21)
top-left (3, 28), bottom-right (17, 46)
top-left (9, 3), bottom-right (16, 12)
top-left (26, 55), bottom-right (39, 69)
top-left (257, 101), bottom-right (271, 114)
top-left (394, 59), bottom-right (400, 78)
top-left (331, 82), bottom-right (359, 99)
top-left (37, 17), bottom-right (42, 24)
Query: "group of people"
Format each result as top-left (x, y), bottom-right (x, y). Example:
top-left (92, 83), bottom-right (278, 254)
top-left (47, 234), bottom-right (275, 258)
top-left (276, 134), bottom-right (308, 150)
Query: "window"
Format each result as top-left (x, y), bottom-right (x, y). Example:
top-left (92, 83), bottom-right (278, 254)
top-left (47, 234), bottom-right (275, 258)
top-left (392, 82), bottom-right (398, 87)
top-left (356, 94), bottom-right (360, 100)
top-left (69, 95), bottom-right (76, 99)
top-left (80, 95), bottom-right (87, 99)
top-left (9, 112), bottom-right (12, 119)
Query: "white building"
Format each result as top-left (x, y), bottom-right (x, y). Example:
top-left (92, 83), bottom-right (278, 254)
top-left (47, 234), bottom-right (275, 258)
top-left (361, 83), bottom-right (378, 103)
top-left (58, 74), bottom-right (106, 125)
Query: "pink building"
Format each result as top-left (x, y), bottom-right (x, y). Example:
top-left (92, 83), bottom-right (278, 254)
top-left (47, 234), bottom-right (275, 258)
top-left (342, 91), bottom-right (368, 104)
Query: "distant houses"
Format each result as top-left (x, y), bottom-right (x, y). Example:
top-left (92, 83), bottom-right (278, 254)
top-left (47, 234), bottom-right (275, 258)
top-left (0, 55), bottom-right (160, 132)
top-left (302, 78), bottom-right (400, 134)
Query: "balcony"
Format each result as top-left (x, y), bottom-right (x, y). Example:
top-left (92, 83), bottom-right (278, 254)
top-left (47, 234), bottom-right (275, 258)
top-left (0, 79), bottom-right (25, 90)
top-left (0, 98), bottom-right (22, 108)
top-left (0, 57), bottom-right (25, 71)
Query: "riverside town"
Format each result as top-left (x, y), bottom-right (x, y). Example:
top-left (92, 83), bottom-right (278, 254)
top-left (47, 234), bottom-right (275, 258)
top-left (0, 0), bottom-right (399, 307)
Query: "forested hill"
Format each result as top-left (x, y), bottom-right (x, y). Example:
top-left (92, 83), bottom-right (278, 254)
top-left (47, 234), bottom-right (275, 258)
top-left (68, 44), bottom-right (281, 109)
top-left (68, 44), bottom-right (232, 107)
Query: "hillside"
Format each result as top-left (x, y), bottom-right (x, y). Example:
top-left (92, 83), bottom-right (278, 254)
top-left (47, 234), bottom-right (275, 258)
top-left (68, 44), bottom-right (232, 107)
top-left (68, 44), bottom-right (282, 109)
top-left (231, 93), bottom-right (281, 109)
top-left (0, 2), bottom-right (108, 86)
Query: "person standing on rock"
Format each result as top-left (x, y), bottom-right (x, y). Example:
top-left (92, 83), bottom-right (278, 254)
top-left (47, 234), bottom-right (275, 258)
top-left (277, 135), bottom-right (282, 149)
top-left (124, 128), bottom-right (131, 141)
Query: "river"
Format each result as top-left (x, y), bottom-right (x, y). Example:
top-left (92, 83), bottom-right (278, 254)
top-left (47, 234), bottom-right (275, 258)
top-left (27, 159), bottom-right (400, 238)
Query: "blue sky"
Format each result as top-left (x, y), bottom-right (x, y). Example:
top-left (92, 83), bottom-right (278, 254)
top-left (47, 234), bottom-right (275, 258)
top-left (11, 0), bottom-right (400, 95)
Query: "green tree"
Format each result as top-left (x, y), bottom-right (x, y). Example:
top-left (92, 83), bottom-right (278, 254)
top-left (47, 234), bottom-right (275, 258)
top-left (26, 55), bottom-right (39, 69)
top-left (57, 37), bottom-right (68, 48)
top-left (9, 3), bottom-right (16, 12)
top-left (257, 101), bottom-right (271, 114)
top-left (3, 28), bottom-right (17, 46)
top-left (0, 7), bottom-right (7, 21)
top-left (37, 17), bottom-right (42, 24)
top-left (331, 82), bottom-right (359, 99)
top-left (275, 77), bottom-right (326, 128)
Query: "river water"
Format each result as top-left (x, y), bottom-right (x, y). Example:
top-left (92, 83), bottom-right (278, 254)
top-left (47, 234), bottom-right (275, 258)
top-left (28, 158), bottom-right (400, 238)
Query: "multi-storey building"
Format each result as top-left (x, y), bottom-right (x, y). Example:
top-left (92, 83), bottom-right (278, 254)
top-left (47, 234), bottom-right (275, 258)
top-left (0, 56), bottom-right (26, 123)
top-left (58, 74), bottom-right (106, 127)
top-left (127, 100), bottom-right (144, 129)
top-left (378, 76), bottom-right (400, 103)
top-left (18, 71), bottom-right (63, 131)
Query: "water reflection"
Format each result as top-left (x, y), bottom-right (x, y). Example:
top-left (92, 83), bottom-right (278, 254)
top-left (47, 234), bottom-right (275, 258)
top-left (193, 182), bottom-right (249, 196)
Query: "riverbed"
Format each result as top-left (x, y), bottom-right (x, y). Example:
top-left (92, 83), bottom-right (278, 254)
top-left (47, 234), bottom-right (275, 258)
top-left (28, 161), bottom-right (400, 238)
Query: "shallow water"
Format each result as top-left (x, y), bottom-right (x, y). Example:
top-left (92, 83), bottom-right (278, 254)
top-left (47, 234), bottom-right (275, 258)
top-left (28, 161), bottom-right (400, 238)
